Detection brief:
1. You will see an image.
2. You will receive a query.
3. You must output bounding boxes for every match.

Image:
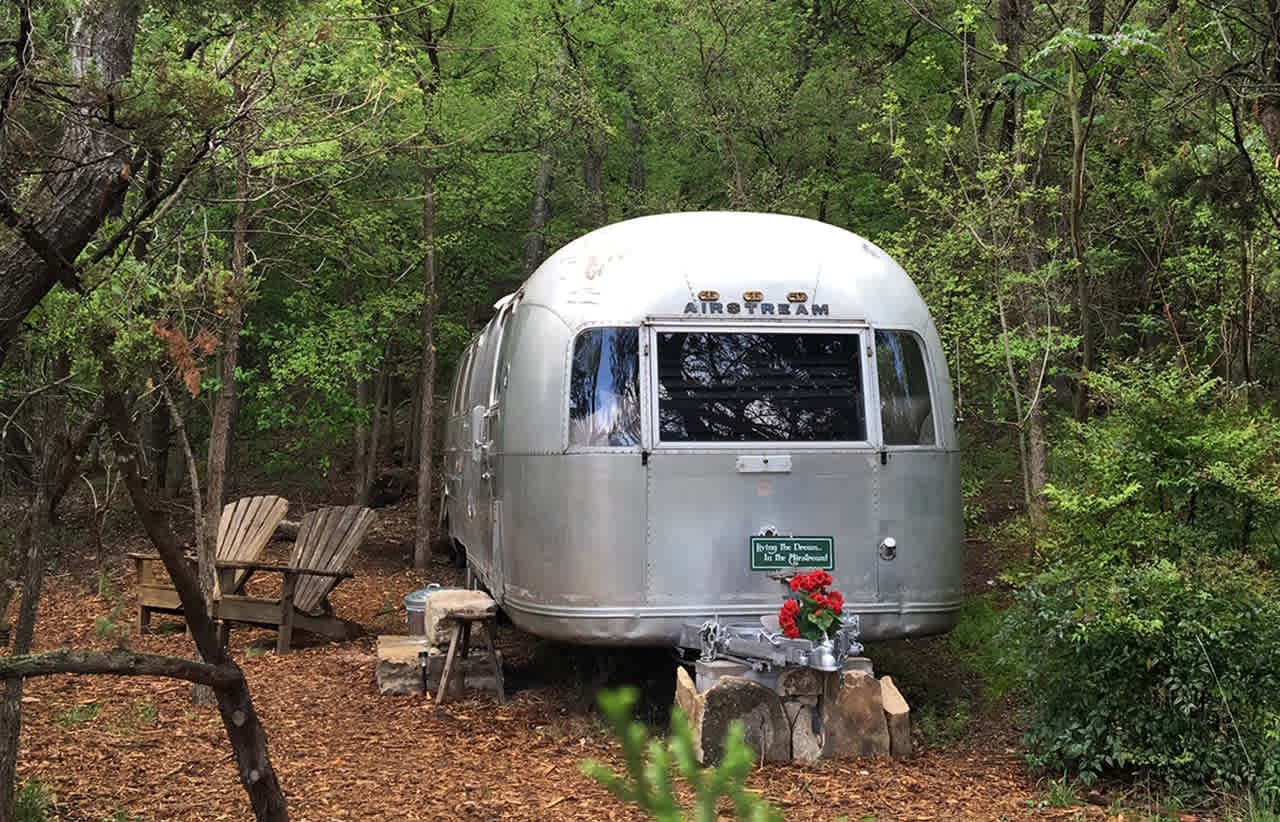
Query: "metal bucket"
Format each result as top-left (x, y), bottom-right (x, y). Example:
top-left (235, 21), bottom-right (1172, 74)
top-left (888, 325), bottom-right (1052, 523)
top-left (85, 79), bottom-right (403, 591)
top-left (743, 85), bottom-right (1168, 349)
top-left (404, 584), bottom-right (463, 635)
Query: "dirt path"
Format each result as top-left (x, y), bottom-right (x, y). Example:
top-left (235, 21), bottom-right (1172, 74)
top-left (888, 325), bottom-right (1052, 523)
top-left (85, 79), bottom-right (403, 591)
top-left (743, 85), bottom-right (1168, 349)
top-left (11, 501), bottom-right (1105, 821)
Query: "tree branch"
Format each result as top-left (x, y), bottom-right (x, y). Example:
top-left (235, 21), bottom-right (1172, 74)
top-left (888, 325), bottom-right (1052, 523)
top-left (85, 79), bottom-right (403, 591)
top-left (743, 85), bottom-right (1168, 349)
top-left (87, 130), bottom-right (221, 267)
top-left (0, 0), bottom-right (33, 137)
top-left (0, 194), bottom-right (80, 291)
top-left (104, 392), bottom-right (224, 666)
top-left (0, 648), bottom-right (241, 687)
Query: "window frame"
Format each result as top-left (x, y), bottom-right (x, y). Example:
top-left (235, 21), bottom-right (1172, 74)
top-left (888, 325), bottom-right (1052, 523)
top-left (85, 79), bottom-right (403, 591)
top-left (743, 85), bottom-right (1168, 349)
top-left (643, 320), bottom-right (878, 451)
top-left (451, 346), bottom-right (475, 417)
top-left (488, 295), bottom-right (521, 407)
top-left (872, 328), bottom-right (939, 450)
top-left (564, 323), bottom-right (646, 453)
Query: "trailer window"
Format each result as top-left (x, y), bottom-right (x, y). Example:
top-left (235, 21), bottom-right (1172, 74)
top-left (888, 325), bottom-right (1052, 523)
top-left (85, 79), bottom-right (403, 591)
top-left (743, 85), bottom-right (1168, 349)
top-left (451, 348), bottom-right (473, 415)
top-left (875, 330), bottom-right (935, 445)
top-left (569, 327), bottom-right (641, 447)
top-left (656, 332), bottom-right (866, 442)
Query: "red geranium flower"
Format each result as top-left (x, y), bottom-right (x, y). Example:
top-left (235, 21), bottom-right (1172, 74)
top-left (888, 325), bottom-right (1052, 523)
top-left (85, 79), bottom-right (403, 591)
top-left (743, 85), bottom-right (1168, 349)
top-left (778, 569), bottom-right (845, 642)
top-left (779, 598), bottom-right (801, 638)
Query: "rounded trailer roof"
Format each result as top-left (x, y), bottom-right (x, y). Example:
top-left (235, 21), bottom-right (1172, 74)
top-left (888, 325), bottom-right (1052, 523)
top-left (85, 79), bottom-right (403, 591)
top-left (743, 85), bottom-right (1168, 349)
top-left (520, 212), bottom-right (934, 332)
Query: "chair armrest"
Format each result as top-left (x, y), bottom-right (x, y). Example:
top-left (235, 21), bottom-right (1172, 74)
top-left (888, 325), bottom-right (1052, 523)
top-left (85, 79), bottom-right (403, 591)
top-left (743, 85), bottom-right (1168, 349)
top-left (128, 552), bottom-right (197, 562)
top-left (214, 560), bottom-right (354, 580)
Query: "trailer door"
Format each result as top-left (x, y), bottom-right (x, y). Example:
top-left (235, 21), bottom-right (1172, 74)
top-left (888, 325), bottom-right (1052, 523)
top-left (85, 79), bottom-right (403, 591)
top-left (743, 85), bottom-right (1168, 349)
top-left (870, 329), bottom-right (963, 620)
top-left (642, 323), bottom-right (880, 617)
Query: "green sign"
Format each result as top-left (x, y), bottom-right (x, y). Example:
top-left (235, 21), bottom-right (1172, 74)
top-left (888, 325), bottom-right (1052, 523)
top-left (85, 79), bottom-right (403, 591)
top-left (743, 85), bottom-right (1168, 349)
top-left (750, 536), bottom-right (835, 570)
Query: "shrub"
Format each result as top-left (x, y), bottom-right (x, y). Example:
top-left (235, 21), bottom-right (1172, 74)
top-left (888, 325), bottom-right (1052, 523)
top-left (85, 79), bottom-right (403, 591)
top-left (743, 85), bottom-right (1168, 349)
top-left (1043, 365), bottom-right (1280, 568)
top-left (1001, 556), bottom-right (1280, 795)
top-left (1000, 364), bottom-right (1280, 799)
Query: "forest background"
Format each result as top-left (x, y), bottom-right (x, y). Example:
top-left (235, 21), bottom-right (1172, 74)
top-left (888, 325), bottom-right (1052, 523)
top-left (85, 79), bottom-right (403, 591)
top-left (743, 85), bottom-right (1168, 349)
top-left (2, 0), bottom-right (1280, 819)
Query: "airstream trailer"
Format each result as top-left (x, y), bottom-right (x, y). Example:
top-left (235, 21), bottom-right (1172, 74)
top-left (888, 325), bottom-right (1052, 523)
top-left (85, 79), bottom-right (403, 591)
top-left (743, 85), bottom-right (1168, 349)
top-left (441, 212), bottom-right (962, 648)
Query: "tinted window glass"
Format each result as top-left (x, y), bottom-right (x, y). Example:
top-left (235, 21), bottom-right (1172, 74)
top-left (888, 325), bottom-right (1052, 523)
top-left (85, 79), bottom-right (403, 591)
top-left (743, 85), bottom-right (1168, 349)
top-left (569, 327), bottom-right (641, 447)
top-left (657, 332), bottom-right (866, 442)
top-left (451, 349), bottom-right (473, 414)
top-left (875, 330), bottom-right (934, 445)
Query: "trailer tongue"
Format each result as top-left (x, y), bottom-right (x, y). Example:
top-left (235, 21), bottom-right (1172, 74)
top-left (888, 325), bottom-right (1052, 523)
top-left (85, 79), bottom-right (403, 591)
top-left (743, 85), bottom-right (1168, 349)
top-left (688, 614), bottom-right (863, 673)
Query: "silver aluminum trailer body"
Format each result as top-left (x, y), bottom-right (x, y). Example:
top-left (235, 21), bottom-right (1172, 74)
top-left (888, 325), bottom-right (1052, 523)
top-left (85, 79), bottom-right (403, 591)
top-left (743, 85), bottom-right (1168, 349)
top-left (442, 212), bottom-right (962, 646)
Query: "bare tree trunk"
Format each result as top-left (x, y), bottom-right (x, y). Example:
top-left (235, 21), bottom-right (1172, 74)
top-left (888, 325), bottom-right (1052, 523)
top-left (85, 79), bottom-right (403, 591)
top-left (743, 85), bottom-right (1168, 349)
top-left (0, 368), bottom-right (68, 821)
top-left (996, 0), bottom-right (1022, 150)
top-left (0, 494), bottom-right (45, 822)
top-left (523, 153), bottom-right (554, 277)
top-left (46, 397), bottom-right (104, 522)
top-left (162, 385), bottom-right (203, 557)
top-left (625, 97), bottom-right (645, 215)
top-left (385, 370), bottom-right (397, 462)
top-left (355, 366), bottom-right (386, 506)
top-left (1260, 0), bottom-right (1280, 166)
top-left (355, 375), bottom-right (370, 504)
top-left (369, 367), bottom-right (385, 485)
top-left (1067, 51), bottom-right (1092, 423)
top-left (1026, 372), bottom-right (1047, 528)
top-left (415, 164), bottom-right (439, 570)
top-left (149, 396), bottom-right (170, 494)
top-left (995, 275), bottom-right (1033, 518)
top-left (203, 105), bottom-right (251, 582)
top-left (408, 374), bottom-right (421, 469)
top-left (1069, 0), bottom-right (1113, 421)
top-left (584, 140), bottom-right (607, 228)
top-left (1242, 233), bottom-right (1255, 383)
top-left (0, 0), bottom-right (142, 358)
top-left (106, 395), bottom-right (289, 822)
top-left (161, 381), bottom-right (208, 704)
top-left (196, 94), bottom-right (253, 705)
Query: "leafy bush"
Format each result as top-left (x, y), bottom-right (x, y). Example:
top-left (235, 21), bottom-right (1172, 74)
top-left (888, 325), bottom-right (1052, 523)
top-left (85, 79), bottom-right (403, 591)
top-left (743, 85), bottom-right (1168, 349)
top-left (580, 687), bottom-right (782, 822)
top-left (1000, 365), bottom-right (1280, 799)
top-left (1002, 556), bottom-right (1280, 795)
top-left (1043, 365), bottom-right (1280, 567)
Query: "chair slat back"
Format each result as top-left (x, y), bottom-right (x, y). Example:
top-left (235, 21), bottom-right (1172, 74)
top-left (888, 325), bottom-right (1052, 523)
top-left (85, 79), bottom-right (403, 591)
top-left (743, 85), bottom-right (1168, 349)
top-left (289, 505), bottom-right (375, 613)
top-left (216, 495), bottom-right (289, 591)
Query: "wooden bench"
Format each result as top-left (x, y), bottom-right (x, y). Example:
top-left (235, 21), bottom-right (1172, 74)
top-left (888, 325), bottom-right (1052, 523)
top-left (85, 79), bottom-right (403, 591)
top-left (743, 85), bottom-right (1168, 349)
top-left (131, 495), bottom-right (289, 633)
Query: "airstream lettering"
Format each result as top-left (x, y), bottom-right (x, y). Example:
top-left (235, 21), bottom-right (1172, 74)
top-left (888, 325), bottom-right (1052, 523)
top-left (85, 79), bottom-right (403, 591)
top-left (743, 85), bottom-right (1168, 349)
top-left (441, 212), bottom-right (963, 647)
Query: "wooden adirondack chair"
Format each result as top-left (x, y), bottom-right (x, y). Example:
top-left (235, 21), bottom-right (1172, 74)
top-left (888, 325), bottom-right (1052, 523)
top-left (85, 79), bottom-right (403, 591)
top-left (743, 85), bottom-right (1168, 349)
top-left (214, 504), bottom-right (376, 654)
top-left (132, 495), bottom-right (290, 633)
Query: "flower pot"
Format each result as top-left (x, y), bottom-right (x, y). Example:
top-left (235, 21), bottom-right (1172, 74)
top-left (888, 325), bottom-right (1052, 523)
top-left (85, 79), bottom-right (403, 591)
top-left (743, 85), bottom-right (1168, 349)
top-left (810, 637), bottom-right (838, 671)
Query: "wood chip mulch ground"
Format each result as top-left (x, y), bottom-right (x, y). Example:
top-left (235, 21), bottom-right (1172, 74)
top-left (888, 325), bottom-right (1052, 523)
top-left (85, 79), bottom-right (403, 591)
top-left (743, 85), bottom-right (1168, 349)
top-left (10, 499), bottom-right (1111, 822)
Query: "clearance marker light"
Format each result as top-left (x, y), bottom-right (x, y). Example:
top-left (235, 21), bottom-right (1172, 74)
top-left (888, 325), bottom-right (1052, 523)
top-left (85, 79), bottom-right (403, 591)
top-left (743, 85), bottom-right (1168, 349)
top-left (743, 291), bottom-right (764, 302)
top-left (698, 290), bottom-right (720, 301)
top-left (787, 291), bottom-right (808, 303)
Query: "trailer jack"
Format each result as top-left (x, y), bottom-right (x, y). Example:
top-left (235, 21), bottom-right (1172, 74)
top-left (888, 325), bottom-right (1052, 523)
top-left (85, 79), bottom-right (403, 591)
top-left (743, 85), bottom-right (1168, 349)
top-left (691, 615), bottom-right (862, 672)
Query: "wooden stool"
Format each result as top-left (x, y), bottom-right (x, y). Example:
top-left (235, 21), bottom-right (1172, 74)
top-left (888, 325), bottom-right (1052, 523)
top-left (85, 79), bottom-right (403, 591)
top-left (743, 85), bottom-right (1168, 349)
top-left (434, 592), bottom-right (505, 705)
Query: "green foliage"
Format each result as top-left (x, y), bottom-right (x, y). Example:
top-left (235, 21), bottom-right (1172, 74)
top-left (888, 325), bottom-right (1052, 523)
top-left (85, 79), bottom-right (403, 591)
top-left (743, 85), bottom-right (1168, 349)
top-left (134, 699), bottom-right (158, 725)
top-left (1041, 777), bottom-right (1078, 809)
top-left (1043, 365), bottom-right (1280, 566)
top-left (1225, 793), bottom-right (1280, 822)
top-left (13, 780), bottom-right (54, 822)
top-left (92, 571), bottom-right (131, 646)
top-left (57, 703), bottom-right (101, 728)
top-left (998, 364), bottom-right (1280, 797)
top-left (580, 687), bottom-right (783, 822)
top-left (1002, 556), bottom-right (1280, 795)
top-left (914, 698), bottom-right (971, 747)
